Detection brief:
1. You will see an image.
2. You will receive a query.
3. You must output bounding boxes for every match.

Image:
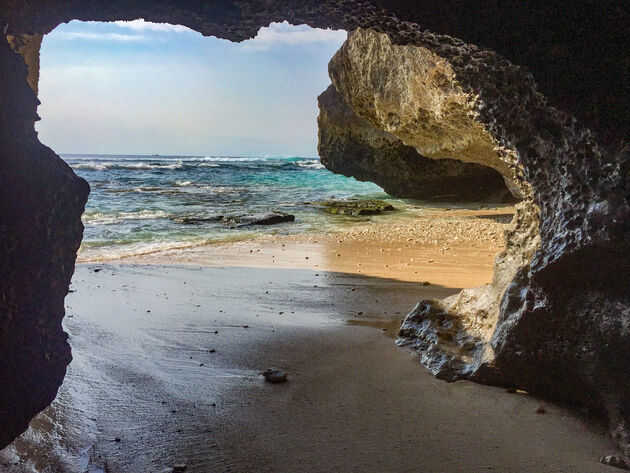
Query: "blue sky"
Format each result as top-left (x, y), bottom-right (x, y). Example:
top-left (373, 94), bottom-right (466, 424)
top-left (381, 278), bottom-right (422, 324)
top-left (36, 20), bottom-right (346, 157)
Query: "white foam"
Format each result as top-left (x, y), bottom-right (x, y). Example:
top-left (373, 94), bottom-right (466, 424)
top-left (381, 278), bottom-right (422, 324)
top-left (71, 160), bottom-right (184, 170)
top-left (82, 209), bottom-right (168, 224)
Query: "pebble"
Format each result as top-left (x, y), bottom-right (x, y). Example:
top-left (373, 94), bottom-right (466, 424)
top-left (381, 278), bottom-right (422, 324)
top-left (263, 368), bottom-right (288, 383)
top-left (600, 455), bottom-right (628, 469)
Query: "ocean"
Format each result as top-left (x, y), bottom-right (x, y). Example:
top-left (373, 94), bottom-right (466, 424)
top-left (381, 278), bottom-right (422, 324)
top-left (64, 154), bottom-right (405, 261)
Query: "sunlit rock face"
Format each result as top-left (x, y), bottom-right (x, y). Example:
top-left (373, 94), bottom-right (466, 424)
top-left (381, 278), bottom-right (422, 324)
top-left (6, 33), bottom-right (42, 93)
top-left (1, 0), bottom-right (628, 461)
top-left (325, 27), bottom-right (630, 461)
top-left (328, 29), bottom-right (527, 198)
top-left (317, 84), bottom-right (514, 202)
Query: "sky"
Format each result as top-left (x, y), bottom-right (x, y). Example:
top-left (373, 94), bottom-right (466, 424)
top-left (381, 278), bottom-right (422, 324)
top-left (36, 20), bottom-right (347, 157)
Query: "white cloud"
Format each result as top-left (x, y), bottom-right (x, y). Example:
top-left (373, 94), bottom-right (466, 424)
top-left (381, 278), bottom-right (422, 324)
top-left (241, 21), bottom-right (346, 50)
top-left (55, 32), bottom-right (151, 42)
top-left (114, 19), bottom-right (192, 33)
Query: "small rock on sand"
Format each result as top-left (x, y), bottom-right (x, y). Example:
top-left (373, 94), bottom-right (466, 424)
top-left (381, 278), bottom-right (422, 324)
top-left (159, 465), bottom-right (187, 473)
top-left (263, 368), bottom-right (288, 383)
top-left (600, 455), bottom-right (628, 469)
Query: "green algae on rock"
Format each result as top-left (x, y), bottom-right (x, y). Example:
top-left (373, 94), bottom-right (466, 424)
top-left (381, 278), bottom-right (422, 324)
top-left (318, 199), bottom-right (395, 216)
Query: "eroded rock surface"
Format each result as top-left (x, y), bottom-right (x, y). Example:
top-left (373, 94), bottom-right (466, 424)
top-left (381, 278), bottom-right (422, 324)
top-left (326, 28), bottom-right (630, 461)
top-left (317, 84), bottom-right (513, 202)
top-left (0, 0), bottom-right (628, 462)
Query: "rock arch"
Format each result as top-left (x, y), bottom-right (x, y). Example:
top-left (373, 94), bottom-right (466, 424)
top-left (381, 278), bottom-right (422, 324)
top-left (1, 1), bottom-right (628, 461)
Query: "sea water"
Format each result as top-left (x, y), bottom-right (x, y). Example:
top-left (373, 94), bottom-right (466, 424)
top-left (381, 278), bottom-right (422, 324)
top-left (64, 154), bottom-right (400, 261)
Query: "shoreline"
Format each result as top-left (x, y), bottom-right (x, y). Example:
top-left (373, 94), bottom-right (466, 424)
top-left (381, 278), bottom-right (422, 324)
top-left (88, 206), bottom-right (512, 287)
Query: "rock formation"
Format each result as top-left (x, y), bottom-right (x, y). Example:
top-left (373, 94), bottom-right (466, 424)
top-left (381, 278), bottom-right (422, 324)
top-left (326, 27), bottom-right (630, 461)
top-left (0, 35), bottom-right (89, 449)
top-left (0, 0), bottom-right (628, 463)
top-left (318, 85), bottom-right (514, 202)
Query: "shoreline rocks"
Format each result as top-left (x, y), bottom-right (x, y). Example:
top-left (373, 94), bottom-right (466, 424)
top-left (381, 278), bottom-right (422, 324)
top-left (175, 212), bottom-right (295, 227)
top-left (317, 199), bottom-right (395, 216)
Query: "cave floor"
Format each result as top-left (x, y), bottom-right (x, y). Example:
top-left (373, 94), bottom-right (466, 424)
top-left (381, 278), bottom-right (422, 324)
top-left (1, 263), bottom-right (616, 472)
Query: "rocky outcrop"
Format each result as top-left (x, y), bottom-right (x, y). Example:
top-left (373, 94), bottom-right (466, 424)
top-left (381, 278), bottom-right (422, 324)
top-left (327, 29), bottom-right (528, 199)
top-left (327, 27), bottom-right (630, 462)
top-left (0, 0), bottom-right (628, 463)
top-left (318, 85), bottom-right (514, 202)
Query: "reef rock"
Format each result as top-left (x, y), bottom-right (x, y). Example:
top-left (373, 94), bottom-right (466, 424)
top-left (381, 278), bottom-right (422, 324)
top-left (317, 84), bottom-right (513, 202)
top-left (317, 199), bottom-right (394, 216)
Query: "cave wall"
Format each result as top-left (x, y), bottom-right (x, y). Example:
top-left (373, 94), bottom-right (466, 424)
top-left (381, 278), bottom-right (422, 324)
top-left (0, 36), bottom-right (89, 448)
top-left (1, 0), bottom-right (628, 460)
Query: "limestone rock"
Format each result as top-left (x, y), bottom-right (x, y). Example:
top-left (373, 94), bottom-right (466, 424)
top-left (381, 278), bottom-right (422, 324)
top-left (317, 84), bottom-right (513, 202)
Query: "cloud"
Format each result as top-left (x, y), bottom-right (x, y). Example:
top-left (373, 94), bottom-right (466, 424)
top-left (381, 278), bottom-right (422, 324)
top-left (113, 19), bottom-right (192, 33)
top-left (55, 31), bottom-right (151, 42)
top-left (241, 21), bottom-right (346, 50)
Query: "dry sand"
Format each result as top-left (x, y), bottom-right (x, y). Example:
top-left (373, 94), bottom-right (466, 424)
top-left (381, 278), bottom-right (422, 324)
top-left (127, 207), bottom-right (511, 288)
top-left (1, 207), bottom-right (618, 472)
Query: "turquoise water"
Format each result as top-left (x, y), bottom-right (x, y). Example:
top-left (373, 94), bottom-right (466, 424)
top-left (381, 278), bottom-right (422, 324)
top-left (64, 154), bottom-right (393, 261)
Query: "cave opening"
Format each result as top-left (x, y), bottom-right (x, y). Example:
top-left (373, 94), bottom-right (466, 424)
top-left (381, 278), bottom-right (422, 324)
top-left (1, 3), bottom-right (628, 471)
top-left (3, 17), bottom-right (522, 472)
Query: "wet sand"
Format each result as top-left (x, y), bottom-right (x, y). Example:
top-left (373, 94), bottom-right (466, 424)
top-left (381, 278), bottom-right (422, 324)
top-left (1, 210), bottom-right (618, 472)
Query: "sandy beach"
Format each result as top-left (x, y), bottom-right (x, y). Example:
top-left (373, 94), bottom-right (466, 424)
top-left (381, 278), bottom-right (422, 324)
top-left (114, 207), bottom-right (512, 287)
top-left (1, 209), bottom-right (617, 472)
